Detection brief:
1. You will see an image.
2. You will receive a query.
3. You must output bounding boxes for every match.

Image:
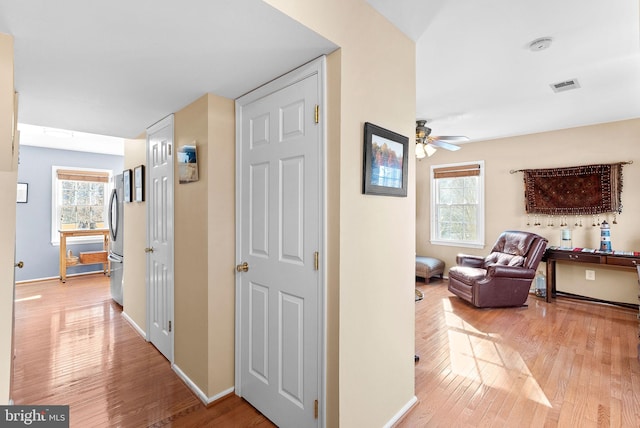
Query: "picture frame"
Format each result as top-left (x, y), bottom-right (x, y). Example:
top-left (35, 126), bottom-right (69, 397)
top-left (17, 182), bottom-right (28, 203)
top-left (122, 169), bottom-right (132, 203)
top-left (362, 122), bottom-right (409, 197)
top-left (134, 165), bottom-right (145, 202)
top-left (177, 144), bottom-right (199, 183)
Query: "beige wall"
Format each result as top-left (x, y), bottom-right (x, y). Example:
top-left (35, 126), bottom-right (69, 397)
top-left (417, 118), bottom-right (640, 304)
top-left (0, 33), bottom-right (16, 404)
top-left (172, 93), bottom-right (235, 398)
top-left (266, 1), bottom-right (417, 426)
top-left (122, 136), bottom-right (147, 332)
top-left (205, 94), bottom-right (235, 396)
top-left (174, 95), bottom-right (209, 390)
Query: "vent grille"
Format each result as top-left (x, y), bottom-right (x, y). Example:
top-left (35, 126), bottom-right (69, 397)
top-left (550, 79), bottom-right (581, 93)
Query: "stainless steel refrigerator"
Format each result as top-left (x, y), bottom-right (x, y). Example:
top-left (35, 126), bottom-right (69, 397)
top-left (108, 174), bottom-right (124, 306)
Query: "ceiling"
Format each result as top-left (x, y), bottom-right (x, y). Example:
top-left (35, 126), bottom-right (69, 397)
top-left (0, 0), bottom-right (337, 138)
top-left (1, 0), bottom-right (639, 144)
top-left (370, 0), bottom-right (640, 142)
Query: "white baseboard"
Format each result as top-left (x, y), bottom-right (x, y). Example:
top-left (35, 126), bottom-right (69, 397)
top-left (172, 363), bottom-right (234, 405)
top-left (16, 270), bottom-right (107, 284)
top-left (121, 311), bottom-right (146, 340)
top-left (383, 395), bottom-right (417, 428)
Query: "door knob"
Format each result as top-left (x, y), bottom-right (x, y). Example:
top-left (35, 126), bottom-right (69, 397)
top-left (145, 247), bottom-right (155, 253)
top-left (236, 262), bottom-right (249, 272)
top-left (14, 261), bottom-right (24, 269)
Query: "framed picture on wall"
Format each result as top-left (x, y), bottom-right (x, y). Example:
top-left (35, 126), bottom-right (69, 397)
top-left (134, 165), bottom-right (145, 202)
top-left (17, 182), bottom-right (28, 203)
top-left (362, 122), bottom-right (409, 197)
top-left (123, 169), bottom-right (132, 203)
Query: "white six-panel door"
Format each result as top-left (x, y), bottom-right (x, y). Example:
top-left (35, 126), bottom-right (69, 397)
top-left (236, 59), bottom-right (323, 427)
top-left (146, 115), bottom-right (174, 362)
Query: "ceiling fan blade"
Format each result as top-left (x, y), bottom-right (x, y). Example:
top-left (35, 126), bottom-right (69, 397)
top-left (431, 135), bottom-right (470, 142)
top-left (428, 139), bottom-right (461, 151)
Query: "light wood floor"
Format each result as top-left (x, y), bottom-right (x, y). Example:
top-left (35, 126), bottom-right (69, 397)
top-left (11, 275), bottom-right (640, 427)
top-left (11, 275), bottom-right (275, 427)
top-left (398, 279), bottom-right (640, 427)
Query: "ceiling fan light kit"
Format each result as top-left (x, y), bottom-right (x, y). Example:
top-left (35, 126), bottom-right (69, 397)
top-left (415, 119), bottom-right (468, 159)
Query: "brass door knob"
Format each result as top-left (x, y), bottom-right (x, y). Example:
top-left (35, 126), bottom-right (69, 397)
top-left (14, 261), bottom-right (24, 269)
top-left (236, 262), bottom-right (249, 272)
top-left (144, 247), bottom-right (155, 253)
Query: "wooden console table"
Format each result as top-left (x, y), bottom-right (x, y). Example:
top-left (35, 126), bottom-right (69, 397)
top-left (59, 229), bottom-right (110, 283)
top-left (543, 248), bottom-right (640, 307)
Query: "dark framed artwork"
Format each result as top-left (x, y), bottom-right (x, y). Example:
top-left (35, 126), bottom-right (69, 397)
top-left (134, 165), bottom-right (145, 202)
top-left (362, 122), bottom-right (409, 197)
top-left (122, 169), bottom-right (132, 203)
top-left (17, 182), bottom-right (28, 203)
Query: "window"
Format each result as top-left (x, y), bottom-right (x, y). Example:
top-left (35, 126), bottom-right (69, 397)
top-left (430, 161), bottom-right (484, 248)
top-left (51, 167), bottom-right (112, 245)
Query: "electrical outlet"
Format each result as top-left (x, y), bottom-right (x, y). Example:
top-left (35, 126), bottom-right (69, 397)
top-left (585, 270), bottom-right (596, 281)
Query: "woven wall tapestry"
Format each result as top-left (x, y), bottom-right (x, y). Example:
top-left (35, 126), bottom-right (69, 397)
top-left (523, 163), bottom-right (624, 215)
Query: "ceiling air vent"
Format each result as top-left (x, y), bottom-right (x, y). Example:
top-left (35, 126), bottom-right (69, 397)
top-left (550, 79), bottom-right (581, 93)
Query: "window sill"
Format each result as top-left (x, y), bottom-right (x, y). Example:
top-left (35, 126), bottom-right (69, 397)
top-left (430, 239), bottom-right (485, 250)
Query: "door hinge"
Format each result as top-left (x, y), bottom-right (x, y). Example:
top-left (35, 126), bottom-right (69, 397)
top-left (314, 105), bottom-right (319, 124)
top-left (314, 251), bottom-right (319, 271)
top-left (169, 321), bottom-right (172, 332)
top-left (168, 144), bottom-right (172, 156)
top-left (314, 399), bottom-right (318, 419)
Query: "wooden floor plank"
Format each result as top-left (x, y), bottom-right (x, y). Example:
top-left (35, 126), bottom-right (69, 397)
top-left (11, 275), bottom-right (275, 428)
top-left (397, 279), bottom-right (640, 427)
top-left (11, 275), bottom-right (640, 427)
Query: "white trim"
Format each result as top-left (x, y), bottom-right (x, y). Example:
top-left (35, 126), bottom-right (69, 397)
top-left (172, 364), bottom-right (234, 405)
top-left (121, 311), bottom-right (146, 340)
top-left (430, 160), bottom-right (485, 248)
top-left (235, 56), bottom-right (327, 425)
top-left (15, 270), bottom-right (107, 284)
top-left (383, 396), bottom-right (418, 428)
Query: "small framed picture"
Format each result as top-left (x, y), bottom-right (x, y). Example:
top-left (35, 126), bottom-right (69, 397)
top-left (17, 182), bottom-right (28, 203)
top-left (134, 165), bottom-right (145, 202)
top-left (122, 169), bottom-right (132, 203)
top-left (178, 144), bottom-right (199, 183)
top-left (362, 122), bottom-right (409, 197)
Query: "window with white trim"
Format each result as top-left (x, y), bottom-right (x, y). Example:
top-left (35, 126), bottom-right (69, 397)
top-left (430, 161), bottom-right (484, 248)
top-left (51, 167), bottom-right (112, 245)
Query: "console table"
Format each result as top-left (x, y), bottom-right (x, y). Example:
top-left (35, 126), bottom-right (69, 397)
top-left (59, 229), bottom-right (110, 283)
top-left (543, 248), bottom-right (640, 307)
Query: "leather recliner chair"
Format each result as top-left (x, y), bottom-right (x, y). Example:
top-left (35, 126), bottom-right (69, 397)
top-left (448, 230), bottom-right (548, 308)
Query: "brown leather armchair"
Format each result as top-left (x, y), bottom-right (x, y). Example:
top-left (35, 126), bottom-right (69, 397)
top-left (448, 230), bottom-right (548, 308)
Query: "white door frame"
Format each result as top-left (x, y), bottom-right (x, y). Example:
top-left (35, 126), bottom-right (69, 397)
top-left (234, 56), bottom-right (327, 425)
top-left (145, 114), bottom-right (175, 363)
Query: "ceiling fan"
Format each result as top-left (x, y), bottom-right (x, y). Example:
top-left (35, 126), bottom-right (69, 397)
top-left (415, 119), bottom-right (469, 159)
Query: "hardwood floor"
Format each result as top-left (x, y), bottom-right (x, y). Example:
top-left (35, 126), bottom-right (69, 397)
top-left (11, 275), bottom-right (640, 427)
top-left (11, 275), bottom-right (275, 427)
top-left (398, 279), bottom-right (640, 427)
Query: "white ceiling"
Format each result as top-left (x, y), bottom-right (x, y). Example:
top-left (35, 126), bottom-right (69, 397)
top-left (0, 0), bottom-right (337, 138)
top-left (1, 1), bottom-right (639, 144)
top-left (371, 0), bottom-right (640, 142)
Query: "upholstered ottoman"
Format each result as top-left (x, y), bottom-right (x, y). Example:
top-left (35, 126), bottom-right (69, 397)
top-left (416, 256), bottom-right (445, 283)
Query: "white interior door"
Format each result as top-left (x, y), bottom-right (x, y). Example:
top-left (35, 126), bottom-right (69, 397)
top-left (236, 59), bottom-right (324, 427)
top-left (146, 115), bottom-right (174, 362)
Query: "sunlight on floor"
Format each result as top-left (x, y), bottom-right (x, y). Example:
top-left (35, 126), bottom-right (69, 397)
top-left (442, 299), bottom-right (552, 407)
top-left (15, 294), bottom-right (41, 302)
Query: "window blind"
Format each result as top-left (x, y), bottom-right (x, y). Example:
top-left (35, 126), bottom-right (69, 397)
top-left (433, 163), bottom-right (481, 179)
top-left (56, 169), bottom-right (109, 183)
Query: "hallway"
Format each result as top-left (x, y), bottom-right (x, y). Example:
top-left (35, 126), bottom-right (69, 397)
top-left (11, 274), bottom-right (275, 427)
